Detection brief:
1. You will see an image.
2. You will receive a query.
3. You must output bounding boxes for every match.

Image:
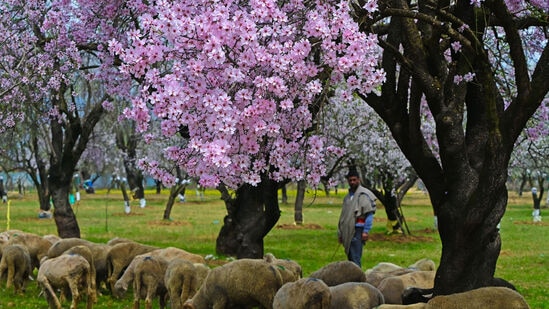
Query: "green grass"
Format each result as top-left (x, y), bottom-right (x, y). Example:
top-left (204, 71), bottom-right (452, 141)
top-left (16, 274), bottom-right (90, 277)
top-left (0, 188), bottom-right (547, 308)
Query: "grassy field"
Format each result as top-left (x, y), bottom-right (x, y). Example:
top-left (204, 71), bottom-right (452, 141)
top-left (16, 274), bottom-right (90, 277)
top-left (0, 186), bottom-right (547, 308)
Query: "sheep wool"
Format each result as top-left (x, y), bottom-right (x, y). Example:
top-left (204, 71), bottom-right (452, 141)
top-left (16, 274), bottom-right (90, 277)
top-left (273, 277), bottom-right (331, 309)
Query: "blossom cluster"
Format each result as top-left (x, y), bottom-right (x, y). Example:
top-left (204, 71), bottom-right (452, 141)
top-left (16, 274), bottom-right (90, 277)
top-left (112, 0), bottom-right (384, 188)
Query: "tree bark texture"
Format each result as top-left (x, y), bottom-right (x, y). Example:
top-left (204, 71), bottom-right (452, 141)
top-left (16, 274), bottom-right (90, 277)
top-left (48, 85), bottom-right (105, 238)
top-left (294, 180), bottom-right (306, 225)
top-left (163, 185), bottom-right (185, 220)
top-left (362, 0), bottom-right (549, 296)
top-left (216, 176), bottom-right (281, 259)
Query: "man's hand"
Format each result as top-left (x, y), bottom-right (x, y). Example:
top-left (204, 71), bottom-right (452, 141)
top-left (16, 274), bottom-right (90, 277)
top-left (361, 232), bottom-right (369, 242)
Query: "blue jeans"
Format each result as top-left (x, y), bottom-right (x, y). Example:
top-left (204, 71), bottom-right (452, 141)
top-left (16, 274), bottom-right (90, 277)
top-left (348, 227), bottom-right (365, 268)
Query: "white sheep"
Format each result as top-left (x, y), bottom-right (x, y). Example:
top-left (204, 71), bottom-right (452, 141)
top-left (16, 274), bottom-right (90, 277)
top-left (273, 277), bottom-right (332, 309)
top-left (37, 254), bottom-right (94, 309)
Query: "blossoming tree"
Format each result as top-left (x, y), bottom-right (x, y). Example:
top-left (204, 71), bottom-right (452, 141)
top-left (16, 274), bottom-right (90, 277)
top-left (112, 0), bottom-right (385, 257)
top-left (0, 0), bottom-right (137, 237)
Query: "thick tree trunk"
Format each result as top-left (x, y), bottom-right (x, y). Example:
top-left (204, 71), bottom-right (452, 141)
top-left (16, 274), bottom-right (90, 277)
top-left (434, 174), bottom-right (506, 294)
top-left (294, 180), bottom-right (306, 225)
top-left (216, 177), bottom-right (281, 258)
top-left (51, 181), bottom-right (81, 238)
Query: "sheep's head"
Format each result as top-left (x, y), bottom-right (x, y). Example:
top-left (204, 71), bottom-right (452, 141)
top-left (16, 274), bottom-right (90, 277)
top-left (113, 281), bottom-right (128, 299)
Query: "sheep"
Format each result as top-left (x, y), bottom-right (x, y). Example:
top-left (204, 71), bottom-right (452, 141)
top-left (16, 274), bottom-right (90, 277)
top-left (113, 247), bottom-right (206, 299)
top-left (43, 234), bottom-right (61, 245)
top-left (164, 259), bottom-right (211, 309)
top-left (133, 255), bottom-right (169, 309)
top-left (273, 277), bottom-right (332, 309)
top-left (150, 246), bottom-right (206, 264)
top-left (427, 286), bottom-right (530, 309)
top-left (62, 245), bottom-right (98, 303)
top-left (106, 237), bottom-right (134, 246)
top-left (377, 271), bottom-right (435, 304)
top-left (328, 282), bottom-right (385, 309)
top-left (183, 258), bottom-right (284, 309)
top-left (106, 241), bottom-right (159, 292)
top-left (365, 259), bottom-right (436, 288)
top-left (376, 286), bottom-right (530, 309)
top-left (407, 259), bottom-right (435, 272)
top-left (46, 238), bottom-right (111, 290)
top-left (113, 253), bottom-right (141, 298)
top-left (0, 244), bottom-right (32, 293)
top-left (374, 303), bottom-right (429, 308)
top-left (264, 253), bottom-right (302, 283)
top-left (309, 261), bottom-right (367, 286)
top-left (37, 254), bottom-right (94, 309)
top-left (7, 231), bottom-right (53, 271)
top-left (366, 269), bottom-right (415, 288)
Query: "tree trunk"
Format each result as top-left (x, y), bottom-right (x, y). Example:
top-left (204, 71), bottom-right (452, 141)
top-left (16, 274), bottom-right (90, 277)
top-left (155, 180), bottom-right (162, 194)
top-left (294, 180), bottom-right (306, 225)
top-left (125, 159), bottom-right (145, 200)
top-left (280, 184), bottom-right (288, 204)
top-left (51, 179), bottom-right (81, 238)
top-left (163, 185), bottom-right (185, 220)
top-left (216, 176), bottom-right (281, 258)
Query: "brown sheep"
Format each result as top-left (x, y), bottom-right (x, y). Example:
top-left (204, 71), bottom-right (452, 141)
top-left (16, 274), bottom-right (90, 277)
top-left (133, 255), bottom-right (169, 309)
top-left (37, 254), bottom-right (94, 309)
top-left (7, 231), bottom-right (52, 271)
top-left (377, 271), bottom-right (435, 304)
top-left (273, 277), bottom-right (332, 309)
top-left (427, 286), bottom-right (530, 309)
top-left (375, 287), bottom-right (530, 309)
top-left (106, 241), bottom-right (159, 292)
top-left (0, 244), bottom-right (32, 293)
top-left (183, 258), bottom-right (284, 309)
top-left (113, 247), bottom-right (206, 299)
top-left (366, 268), bottom-right (415, 288)
top-left (264, 253), bottom-right (302, 283)
top-left (149, 247), bottom-right (206, 264)
top-left (309, 261), bottom-right (367, 286)
top-left (164, 259), bottom-right (211, 309)
top-left (329, 282), bottom-right (385, 308)
top-left (63, 245), bottom-right (98, 303)
top-left (46, 238), bottom-right (111, 290)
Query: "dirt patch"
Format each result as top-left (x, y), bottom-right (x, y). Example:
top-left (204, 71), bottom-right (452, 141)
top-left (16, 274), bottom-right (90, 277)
top-left (276, 223), bottom-right (324, 230)
top-left (111, 212), bottom-right (145, 217)
top-left (513, 220), bottom-right (549, 226)
top-left (147, 220), bottom-right (192, 227)
top-left (369, 228), bottom-right (437, 243)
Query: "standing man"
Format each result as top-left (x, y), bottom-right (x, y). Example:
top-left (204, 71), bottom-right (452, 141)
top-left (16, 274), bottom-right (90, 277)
top-left (338, 169), bottom-right (376, 268)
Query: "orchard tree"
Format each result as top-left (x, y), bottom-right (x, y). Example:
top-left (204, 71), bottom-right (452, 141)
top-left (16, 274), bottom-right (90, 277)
top-left (353, 0), bottom-right (549, 295)
top-left (0, 1), bottom-right (139, 237)
top-left (319, 94), bottom-right (422, 233)
top-left (113, 0), bottom-right (385, 258)
top-left (509, 102), bottom-right (549, 198)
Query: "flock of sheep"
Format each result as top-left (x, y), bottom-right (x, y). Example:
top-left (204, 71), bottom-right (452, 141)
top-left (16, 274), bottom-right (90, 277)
top-left (0, 229), bottom-right (531, 309)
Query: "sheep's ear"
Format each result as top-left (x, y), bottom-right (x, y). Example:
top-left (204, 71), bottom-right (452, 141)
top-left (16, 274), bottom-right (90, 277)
top-left (264, 253), bottom-right (275, 262)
